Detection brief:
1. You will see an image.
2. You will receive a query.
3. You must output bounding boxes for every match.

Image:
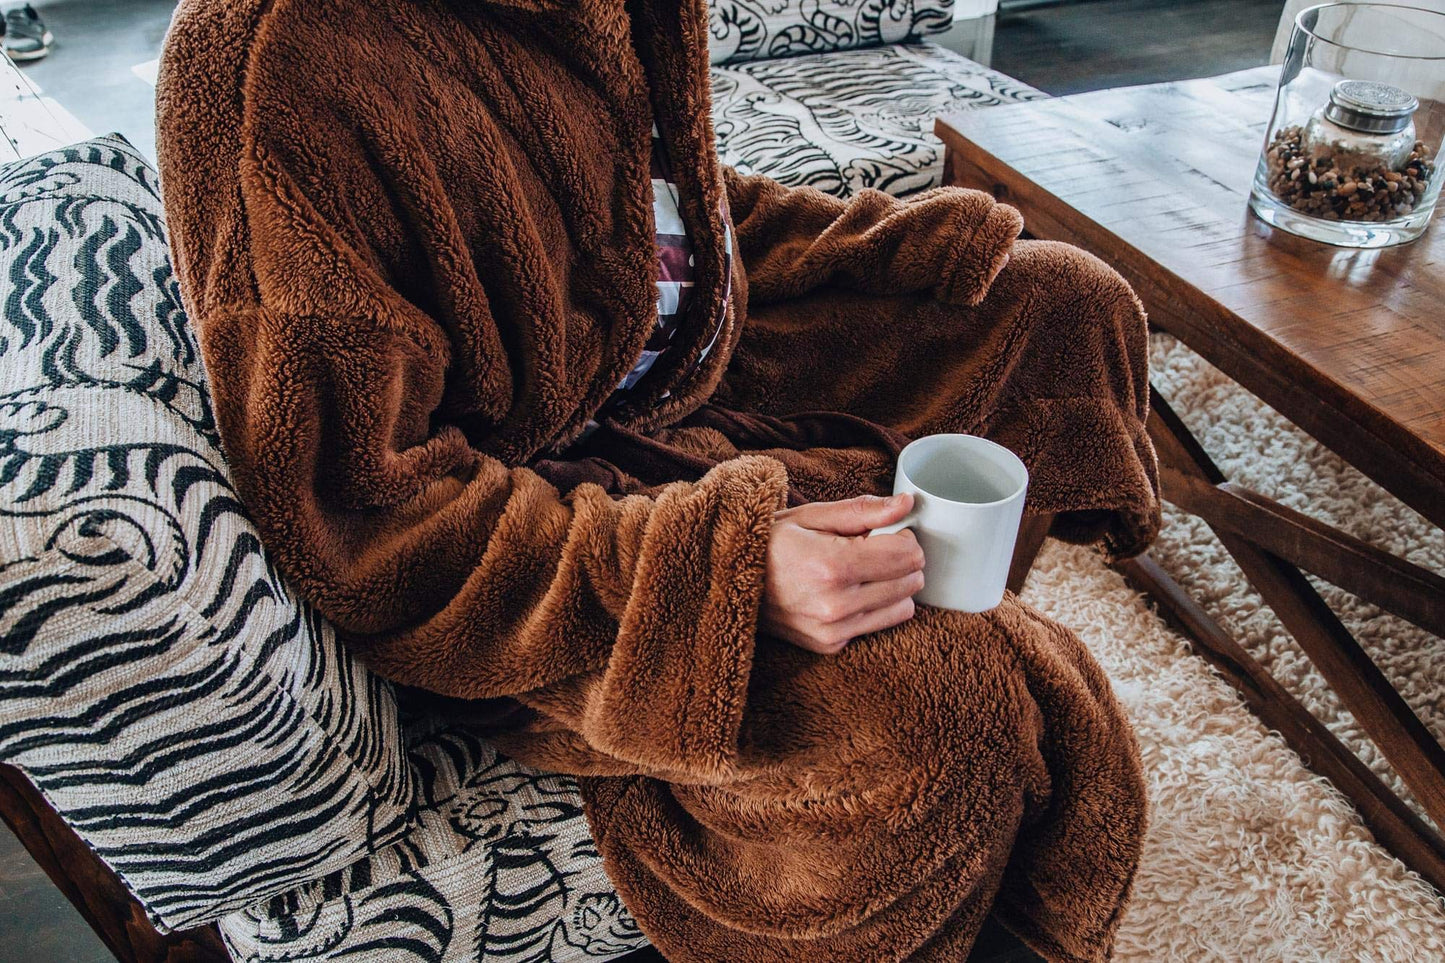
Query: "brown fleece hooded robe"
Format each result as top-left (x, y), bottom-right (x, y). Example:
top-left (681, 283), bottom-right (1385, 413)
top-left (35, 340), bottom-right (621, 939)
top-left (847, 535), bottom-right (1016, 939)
top-left (156, 0), bottom-right (1161, 959)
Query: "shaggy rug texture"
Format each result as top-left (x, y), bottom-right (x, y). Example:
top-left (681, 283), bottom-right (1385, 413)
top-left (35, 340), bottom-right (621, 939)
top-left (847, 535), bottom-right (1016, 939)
top-left (1019, 333), bottom-right (1445, 961)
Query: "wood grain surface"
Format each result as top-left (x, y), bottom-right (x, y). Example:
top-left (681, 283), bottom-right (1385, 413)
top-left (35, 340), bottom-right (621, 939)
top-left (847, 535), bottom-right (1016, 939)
top-left (937, 67), bottom-right (1445, 527)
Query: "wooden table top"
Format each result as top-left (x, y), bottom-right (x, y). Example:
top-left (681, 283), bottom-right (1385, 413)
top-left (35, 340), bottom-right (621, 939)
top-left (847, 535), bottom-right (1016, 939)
top-left (937, 67), bottom-right (1445, 527)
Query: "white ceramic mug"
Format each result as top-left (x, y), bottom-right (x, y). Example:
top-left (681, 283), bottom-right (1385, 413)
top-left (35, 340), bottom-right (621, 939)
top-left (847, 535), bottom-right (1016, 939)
top-left (869, 434), bottom-right (1029, 613)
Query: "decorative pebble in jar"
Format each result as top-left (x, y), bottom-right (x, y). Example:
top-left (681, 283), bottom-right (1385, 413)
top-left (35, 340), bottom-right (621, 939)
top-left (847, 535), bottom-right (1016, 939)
top-left (1250, 3), bottom-right (1445, 248)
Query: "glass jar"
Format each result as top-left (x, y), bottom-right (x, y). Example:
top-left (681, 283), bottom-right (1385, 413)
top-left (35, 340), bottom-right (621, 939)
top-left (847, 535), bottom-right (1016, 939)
top-left (1250, 3), bottom-right (1445, 248)
top-left (1305, 79), bottom-right (1417, 171)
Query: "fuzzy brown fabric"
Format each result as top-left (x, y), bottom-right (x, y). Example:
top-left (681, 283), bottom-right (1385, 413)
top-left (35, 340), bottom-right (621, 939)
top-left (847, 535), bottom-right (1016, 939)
top-left (156, 0), bottom-right (1160, 959)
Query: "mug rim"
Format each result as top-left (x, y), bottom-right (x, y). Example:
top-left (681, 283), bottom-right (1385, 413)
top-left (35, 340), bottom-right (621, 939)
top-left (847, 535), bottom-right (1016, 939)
top-left (896, 433), bottom-right (1029, 509)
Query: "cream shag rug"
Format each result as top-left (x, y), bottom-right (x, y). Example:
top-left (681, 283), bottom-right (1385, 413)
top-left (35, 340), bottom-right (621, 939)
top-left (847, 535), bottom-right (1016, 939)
top-left (1019, 333), bottom-right (1445, 961)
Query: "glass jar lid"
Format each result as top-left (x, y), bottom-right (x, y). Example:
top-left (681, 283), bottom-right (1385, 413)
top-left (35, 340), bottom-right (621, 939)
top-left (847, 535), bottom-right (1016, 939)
top-left (1324, 80), bottom-right (1419, 134)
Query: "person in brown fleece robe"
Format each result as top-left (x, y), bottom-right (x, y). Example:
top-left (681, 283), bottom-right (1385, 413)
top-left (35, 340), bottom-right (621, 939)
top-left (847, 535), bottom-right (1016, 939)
top-left (156, 0), bottom-right (1161, 959)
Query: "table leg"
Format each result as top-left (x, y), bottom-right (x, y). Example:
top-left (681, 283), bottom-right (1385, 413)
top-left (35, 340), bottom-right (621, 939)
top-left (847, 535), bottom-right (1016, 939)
top-left (1008, 513), bottom-right (1053, 595)
top-left (1124, 387), bottom-right (1445, 891)
top-left (1116, 555), bottom-right (1445, 893)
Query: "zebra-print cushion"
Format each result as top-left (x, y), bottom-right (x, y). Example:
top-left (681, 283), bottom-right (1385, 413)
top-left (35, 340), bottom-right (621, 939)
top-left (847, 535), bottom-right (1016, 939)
top-left (712, 41), bottom-right (1044, 196)
top-left (219, 720), bottom-right (648, 962)
top-left (708, 0), bottom-right (955, 64)
top-left (0, 135), bottom-right (415, 932)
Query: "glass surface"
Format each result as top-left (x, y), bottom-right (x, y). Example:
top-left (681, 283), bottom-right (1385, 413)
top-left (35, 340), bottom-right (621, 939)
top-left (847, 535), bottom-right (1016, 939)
top-left (1249, 3), bottom-right (1445, 247)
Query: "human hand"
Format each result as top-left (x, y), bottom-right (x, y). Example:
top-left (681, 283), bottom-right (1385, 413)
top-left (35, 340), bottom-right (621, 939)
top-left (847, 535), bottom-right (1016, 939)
top-left (759, 494), bottom-right (925, 655)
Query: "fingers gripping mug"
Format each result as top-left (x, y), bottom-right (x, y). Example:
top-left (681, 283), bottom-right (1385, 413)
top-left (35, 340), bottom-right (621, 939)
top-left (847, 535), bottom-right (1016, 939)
top-left (870, 434), bottom-right (1029, 613)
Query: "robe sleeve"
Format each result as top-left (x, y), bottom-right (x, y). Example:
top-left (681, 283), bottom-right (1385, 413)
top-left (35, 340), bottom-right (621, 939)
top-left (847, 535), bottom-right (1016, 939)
top-left (722, 167), bottom-right (1024, 308)
top-left (180, 133), bottom-right (790, 779)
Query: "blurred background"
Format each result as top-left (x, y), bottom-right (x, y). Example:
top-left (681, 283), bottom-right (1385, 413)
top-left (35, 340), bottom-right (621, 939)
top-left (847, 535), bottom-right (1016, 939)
top-left (3, 0), bottom-right (1283, 165)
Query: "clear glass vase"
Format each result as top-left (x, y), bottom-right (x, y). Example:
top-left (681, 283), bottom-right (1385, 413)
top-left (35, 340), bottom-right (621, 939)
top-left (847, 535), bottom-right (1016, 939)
top-left (1249, 3), bottom-right (1445, 248)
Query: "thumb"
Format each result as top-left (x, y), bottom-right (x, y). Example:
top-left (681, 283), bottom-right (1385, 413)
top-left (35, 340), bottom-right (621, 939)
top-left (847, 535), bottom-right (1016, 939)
top-left (791, 493), bottom-right (913, 536)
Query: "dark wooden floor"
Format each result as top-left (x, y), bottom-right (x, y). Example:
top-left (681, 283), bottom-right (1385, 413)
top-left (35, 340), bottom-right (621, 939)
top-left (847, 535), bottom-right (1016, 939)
top-left (993, 0), bottom-right (1283, 95)
top-left (1, 0), bottom-right (1285, 959)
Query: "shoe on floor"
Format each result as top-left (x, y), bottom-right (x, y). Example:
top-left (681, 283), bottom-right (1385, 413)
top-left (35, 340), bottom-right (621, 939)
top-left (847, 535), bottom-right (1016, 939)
top-left (3, 4), bottom-right (52, 62)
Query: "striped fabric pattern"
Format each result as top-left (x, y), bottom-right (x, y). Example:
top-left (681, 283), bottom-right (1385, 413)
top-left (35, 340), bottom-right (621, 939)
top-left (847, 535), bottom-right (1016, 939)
top-left (708, 0), bottom-right (956, 65)
top-left (0, 134), bottom-right (652, 961)
top-left (712, 41), bottom-right (1044, 197)
top-left (605, 127), bottom-right (732, 409)
top-left (0, 136), bottom-right (415, 932)
top-left (219, 719), bottom-right (647, 962)
top-left (612, 128), bottom-right (693, 395)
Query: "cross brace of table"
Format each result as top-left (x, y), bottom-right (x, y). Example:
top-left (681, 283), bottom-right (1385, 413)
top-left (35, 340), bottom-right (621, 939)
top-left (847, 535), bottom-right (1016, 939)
top-left (1117, 389), bottom-right (1445, 893)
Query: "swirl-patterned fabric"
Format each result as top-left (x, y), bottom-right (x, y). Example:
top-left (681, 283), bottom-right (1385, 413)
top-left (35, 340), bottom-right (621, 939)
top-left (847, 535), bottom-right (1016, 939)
top-left (220, 720), bottom-right (646, 962)
top-left (712, 42), bottom-right (1043, 197)
top-left (708, 0), bottom-right (956, 64)
top-left (0, 135), bottom-right (414, 930)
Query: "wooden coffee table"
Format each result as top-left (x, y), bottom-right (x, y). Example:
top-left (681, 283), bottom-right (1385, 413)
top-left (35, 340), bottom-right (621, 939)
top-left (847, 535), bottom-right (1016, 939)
top-left (937, 66), bottom-right (1445, 892)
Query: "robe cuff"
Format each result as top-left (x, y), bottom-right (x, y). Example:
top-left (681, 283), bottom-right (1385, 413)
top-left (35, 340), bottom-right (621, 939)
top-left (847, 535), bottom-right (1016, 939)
top-left (940, 197), bottom-right (1024, 307)
top-left (587, 455), bottom-right (789, 776)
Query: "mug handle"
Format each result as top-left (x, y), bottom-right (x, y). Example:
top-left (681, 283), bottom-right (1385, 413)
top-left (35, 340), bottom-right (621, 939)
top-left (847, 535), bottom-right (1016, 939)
top-left (868, 512), bottom-right (917, 538)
